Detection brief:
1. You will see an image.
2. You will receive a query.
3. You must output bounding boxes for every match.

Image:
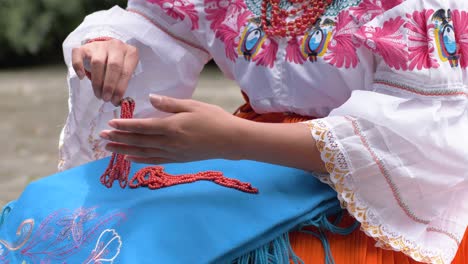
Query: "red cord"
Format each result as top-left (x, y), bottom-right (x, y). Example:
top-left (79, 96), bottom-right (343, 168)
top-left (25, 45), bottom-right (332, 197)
top-left (100, 98), bottom-right (135, 188)
top-left (129, 166), bottom-right (259, 194)
top-left (100, 97), bottom-right (259, 194)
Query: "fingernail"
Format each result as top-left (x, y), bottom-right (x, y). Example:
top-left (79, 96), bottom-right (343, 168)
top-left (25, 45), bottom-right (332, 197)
top-left (99, 130), bottom-right (110, 139)
top-left (108, 120), bottom-right (117, 128)
top-left (103, 93), bottom-right (112, 102)
top-left (77, 70), bottom-right (85, 80)
top-left (150, 94), bottom-right (162, 105)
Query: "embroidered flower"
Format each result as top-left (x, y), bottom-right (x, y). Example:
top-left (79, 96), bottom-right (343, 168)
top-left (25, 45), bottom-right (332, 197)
top-left (361, 16), bottom-right (408, 70)
top-left (350, 0), bottom-right (404, 24)
top-left (147, 0), bottom-right (200, 29)
top-left (0, 244), bottom-right (4, 256)
top-left (324, 11), bottom-right (359, 68)
top-left (84, 229), bottom-right (122, 264)
top-left (405, 9), bottom-right (439, 70)
top-left (452, 9), bottom-right (468, 68)
top-left (57, 207), bottom-right (97, 245)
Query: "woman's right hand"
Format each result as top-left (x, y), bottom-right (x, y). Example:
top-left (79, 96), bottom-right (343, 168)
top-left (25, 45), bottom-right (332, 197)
top-left (72, 39), bottom-right (139, 106)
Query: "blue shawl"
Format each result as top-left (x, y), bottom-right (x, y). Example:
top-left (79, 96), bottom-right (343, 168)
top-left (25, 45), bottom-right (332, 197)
top-left (0, 158), bottom-right (346, 264)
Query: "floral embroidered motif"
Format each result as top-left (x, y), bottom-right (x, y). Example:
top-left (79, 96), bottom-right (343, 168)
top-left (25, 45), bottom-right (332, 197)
top-left (452, 10), bottom-right (468, 68)
top-left (147, 0), bottom-right (200, 30)
top-left (0, 207), bottom-right (125, 263)
top-left (305, 119), bottom-right (457, 264)
top-left (56, 207), bottom-right (97, 245)
top-left (324, 10), bottom-right (359, 68)
top-left (286, 11), bottom-right (360, 68)
top-left (207, 0), bottom-right (368, 68)
top-left (360, 16), bottom-right (408, 70)
top-left (349, 0), bottom-right (404, 24)
top-left (358, 7), bottom-right (468, 71)
top-left (83, 229), bottom-right (122, 264)
top-left (405, 9), bottom-right (439, 70)
top-left (205, 0), bottom-right (248, 60)
top-left (432, 9), bottom-right (460, 67)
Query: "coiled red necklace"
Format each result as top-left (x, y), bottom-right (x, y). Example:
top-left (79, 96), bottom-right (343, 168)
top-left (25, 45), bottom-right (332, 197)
top-left (261, 0), bottom-right (333, 37)
top-left (100, 98), bottom-right (259, 194)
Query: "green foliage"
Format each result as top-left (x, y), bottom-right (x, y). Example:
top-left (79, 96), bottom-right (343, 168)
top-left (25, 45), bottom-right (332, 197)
top-left (0, 0), bottom-right (127, 65)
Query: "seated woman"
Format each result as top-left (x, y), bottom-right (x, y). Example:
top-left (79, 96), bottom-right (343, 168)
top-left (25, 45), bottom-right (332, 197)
top-left (1, 0), bottom-right (467, 263)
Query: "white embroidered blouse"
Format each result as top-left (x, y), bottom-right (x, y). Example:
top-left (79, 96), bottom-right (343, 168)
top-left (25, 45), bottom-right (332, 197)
top-left (60, 0), bottom-right (468, 263)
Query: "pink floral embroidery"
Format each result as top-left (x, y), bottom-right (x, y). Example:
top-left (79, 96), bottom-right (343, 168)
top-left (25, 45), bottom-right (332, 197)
top-left (350, 0), bottom-right (404, 24)
top-left (286, 38), bottom-right (305, 64)
top-left (147, 0), bottom-right (199, 30)
top-left (362, 16), bottom-right (408, 70)
top-left (205, 0), bottom-right (245, 31)
top-left (252, 38), bottom-right (278, 68)
top-left (205, 0), bottom-right (249, 61)
top-left (452, 10), bottom-right (468, 68)
top-left (405, 10), bottom-right (439, 70)
top-left (324, 11), bottom-right (359, 69)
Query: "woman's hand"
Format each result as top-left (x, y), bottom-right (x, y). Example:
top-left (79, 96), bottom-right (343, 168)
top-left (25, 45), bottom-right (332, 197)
top-left (100, 95), bottom-right (246, 164)
top-left (100, 94), bottom-right (326, 172)
top-left (72, 39), bottom-right (139, 106)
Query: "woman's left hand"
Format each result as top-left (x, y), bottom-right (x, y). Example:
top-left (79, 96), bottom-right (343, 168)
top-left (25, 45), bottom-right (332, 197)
top-left (100, 94), bottom-right (246, 164)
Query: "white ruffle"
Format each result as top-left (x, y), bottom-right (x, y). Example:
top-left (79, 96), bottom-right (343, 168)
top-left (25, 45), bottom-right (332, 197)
top-left (306, 88), bottom-right (468, 264)
top-left (59, 6), bottom-right (211, 170)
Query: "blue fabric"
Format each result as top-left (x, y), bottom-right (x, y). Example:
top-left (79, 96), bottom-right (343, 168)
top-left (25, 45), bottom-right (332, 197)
top-left (0, 158), bottom-right (340, 264)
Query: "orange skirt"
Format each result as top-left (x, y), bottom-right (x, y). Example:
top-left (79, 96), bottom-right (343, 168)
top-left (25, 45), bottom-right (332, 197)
top-left (234, 97), bottom-right (467, 264)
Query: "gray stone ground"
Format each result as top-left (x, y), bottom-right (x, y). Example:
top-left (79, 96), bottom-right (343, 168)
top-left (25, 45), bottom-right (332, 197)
top-left (0, 65), bottom-right (241, 207)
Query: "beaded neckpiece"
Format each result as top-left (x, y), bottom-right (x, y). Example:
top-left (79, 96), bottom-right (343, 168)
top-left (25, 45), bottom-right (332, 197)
top-left (261, 0), bottom-right (333, 37)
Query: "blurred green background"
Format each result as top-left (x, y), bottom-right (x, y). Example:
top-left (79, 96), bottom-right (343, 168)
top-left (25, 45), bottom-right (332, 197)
top-left (0, 0), bottom-right (127, 67)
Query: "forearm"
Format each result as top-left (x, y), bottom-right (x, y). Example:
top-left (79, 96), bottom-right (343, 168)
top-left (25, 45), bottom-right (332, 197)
top-left (229, 120), bottom-right (326, 173)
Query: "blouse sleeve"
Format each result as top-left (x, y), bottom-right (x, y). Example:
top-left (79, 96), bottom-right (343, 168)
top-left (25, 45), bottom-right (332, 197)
top-left (59, 1), bottom-right (211, 171)
top-left (305, 0), bottom-right (468, 263)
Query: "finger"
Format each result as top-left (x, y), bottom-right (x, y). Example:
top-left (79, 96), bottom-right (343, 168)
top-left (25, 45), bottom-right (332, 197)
top-left (71, 48), bottom-right (86, 79)
top-left (105, 143), bottom-right (169, 158)
top-left (90, 46), bottom-right (108, 99)
top-left (108, 118), bottom-right (169, 135)
top-left (150, 94), bottom-right (198, 113)
top-left (100, 130), bottom-right (169, 150)
top-left (125, 156), bottom-right (173, 165)
top-left (112, 46), bottom-right (139, 106)
top-left (102, 47), bottom-right (125, 102)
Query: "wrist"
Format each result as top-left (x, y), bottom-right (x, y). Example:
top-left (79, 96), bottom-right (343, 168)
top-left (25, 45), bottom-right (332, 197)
top-left (221, 116), bottom-right (258, 161)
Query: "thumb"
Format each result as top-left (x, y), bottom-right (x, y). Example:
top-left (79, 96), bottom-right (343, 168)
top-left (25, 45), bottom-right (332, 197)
top-left (150, 94), bottom-right (195, 113)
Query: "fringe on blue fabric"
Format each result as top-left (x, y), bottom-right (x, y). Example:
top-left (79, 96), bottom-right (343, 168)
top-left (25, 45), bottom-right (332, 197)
top-left (231, 211), bottom-right (360, 264)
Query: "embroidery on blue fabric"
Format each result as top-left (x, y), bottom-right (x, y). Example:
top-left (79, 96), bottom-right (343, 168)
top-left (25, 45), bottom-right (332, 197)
top-left (0, 207), bottom-right (124, 263)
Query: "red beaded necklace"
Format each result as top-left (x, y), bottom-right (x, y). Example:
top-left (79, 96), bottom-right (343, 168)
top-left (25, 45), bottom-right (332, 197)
top-left (261, 0), bottom-right (333, 37)
top-left (100, 98), bottom-right (259, 194)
